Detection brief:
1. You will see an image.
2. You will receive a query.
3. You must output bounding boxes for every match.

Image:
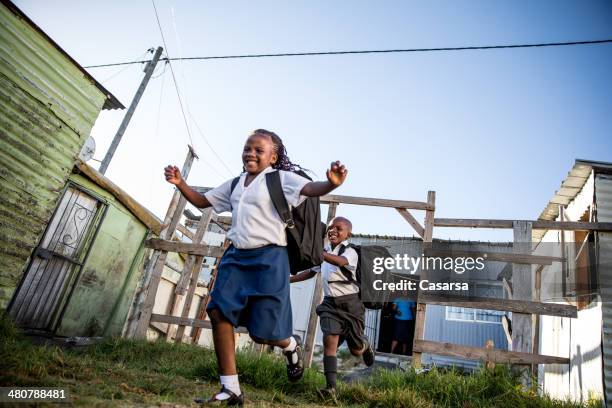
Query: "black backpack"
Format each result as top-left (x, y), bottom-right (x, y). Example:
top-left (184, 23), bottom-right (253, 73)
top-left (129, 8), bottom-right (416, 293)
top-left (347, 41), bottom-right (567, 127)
top-left (230, 170), bottom-right (324, 275)
top-left (334, 244), bottom-right (419, 309)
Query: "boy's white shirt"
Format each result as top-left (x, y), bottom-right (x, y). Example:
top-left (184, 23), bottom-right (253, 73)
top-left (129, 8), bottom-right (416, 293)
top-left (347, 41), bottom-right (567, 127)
top-left (320, 240), bottom-right (360, 297)
top-left (204, 166), bottom-right (309, 249)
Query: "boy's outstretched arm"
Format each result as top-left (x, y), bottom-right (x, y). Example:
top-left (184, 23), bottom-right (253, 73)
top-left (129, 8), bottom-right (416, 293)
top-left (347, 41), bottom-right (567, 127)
top-left (323, 253), bottom-right (349, 267)
top-left (164, 165), bottom-right (212, 209)
top-left (300, 160), bottom-right (348, 197)
top-left (290, 269), bottom-right (317, 283)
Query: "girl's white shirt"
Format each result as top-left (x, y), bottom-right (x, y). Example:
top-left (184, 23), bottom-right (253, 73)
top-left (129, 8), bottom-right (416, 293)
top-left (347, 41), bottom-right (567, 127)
top-left (205, 166), bottom-right (309, 249)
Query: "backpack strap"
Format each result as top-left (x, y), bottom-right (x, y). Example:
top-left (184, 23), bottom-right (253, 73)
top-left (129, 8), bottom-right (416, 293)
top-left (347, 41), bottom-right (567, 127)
top-left (230, 177), bottom-right (240, 193)
top-left (228, 177), bottom-right (240, 211)
top-left (328, 244), bottom-right (358, 285)
top-left (265, 171), bottom-right (296, 229)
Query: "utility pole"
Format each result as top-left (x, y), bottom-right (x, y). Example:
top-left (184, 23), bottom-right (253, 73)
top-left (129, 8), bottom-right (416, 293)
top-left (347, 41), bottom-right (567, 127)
top-left (99, 46), bottom-right (164, 175)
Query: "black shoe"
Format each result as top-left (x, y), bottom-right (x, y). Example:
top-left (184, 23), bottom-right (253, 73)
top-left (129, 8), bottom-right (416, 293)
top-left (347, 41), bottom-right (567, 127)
top-left (283, 335), bottom-right (304, 382)
top-left (317, 387), bottom-right (338, 404)
top-left (362, 340), bottom-right (375, 367)
top-left (194, 385), bottom-right (244, 406)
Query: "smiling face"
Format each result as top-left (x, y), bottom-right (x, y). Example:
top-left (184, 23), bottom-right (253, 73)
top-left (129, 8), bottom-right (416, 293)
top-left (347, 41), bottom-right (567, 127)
top-left (327, 217), bottom-right (352, 246)
top-left (242, 133), bottom-right (278, 175)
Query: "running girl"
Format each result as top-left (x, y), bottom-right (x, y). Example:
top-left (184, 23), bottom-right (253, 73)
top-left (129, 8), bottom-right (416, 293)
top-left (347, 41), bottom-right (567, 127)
top-left (164, 129), bottom-right (347, 405)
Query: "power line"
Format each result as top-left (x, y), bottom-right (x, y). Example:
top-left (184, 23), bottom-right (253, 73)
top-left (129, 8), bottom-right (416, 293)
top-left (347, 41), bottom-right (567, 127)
top-left (151, 0), bottom-right (194, 147)
top-left (84, 39), bottom-right (612, 69)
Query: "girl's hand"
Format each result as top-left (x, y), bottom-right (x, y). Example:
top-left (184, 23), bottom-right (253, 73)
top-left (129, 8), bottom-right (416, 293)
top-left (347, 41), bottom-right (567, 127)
top-left (164, 165), bottom-right (183, 185)
top-left (326, 160), bottom-right (348, 187)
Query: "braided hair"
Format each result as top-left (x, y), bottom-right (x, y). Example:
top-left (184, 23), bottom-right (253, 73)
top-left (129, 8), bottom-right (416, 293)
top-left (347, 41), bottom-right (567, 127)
top-left (251, 129), bottom-right (304, 172)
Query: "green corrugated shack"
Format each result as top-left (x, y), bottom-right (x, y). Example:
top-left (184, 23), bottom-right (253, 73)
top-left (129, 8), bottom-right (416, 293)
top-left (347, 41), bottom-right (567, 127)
top-left (0, 1), bottom-right (163, 336)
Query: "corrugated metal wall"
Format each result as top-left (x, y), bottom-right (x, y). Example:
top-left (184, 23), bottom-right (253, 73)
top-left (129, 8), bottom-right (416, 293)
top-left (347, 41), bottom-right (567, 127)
top-left (595, 173), bottom-right (612, 405)
top-left (0, 3), bottom-right (107, 308)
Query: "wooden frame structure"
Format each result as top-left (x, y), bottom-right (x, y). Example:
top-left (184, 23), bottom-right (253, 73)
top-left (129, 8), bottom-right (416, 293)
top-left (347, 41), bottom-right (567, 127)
top-left (127, 150), bottom-right (612, 376)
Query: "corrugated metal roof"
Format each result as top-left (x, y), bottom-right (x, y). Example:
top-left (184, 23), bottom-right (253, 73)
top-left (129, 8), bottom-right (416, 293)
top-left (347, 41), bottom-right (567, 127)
top-left (0, 0), bottom-right (123, 110)
top-left (534, 159), bottom-right (612, 242)
top-left (0, 2), bottom-right (111, 308)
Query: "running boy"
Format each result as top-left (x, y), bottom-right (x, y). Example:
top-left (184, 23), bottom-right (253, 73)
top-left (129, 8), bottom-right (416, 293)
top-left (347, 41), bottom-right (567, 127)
top-left (164, 129), bottom-right (347, 406)
top-left (290, 216), bottom-right (374, 398)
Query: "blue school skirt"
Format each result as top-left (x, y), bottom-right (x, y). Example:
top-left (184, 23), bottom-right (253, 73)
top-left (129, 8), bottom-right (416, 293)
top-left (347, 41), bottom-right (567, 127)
top-left (207, 244), bottom-right (292, 341)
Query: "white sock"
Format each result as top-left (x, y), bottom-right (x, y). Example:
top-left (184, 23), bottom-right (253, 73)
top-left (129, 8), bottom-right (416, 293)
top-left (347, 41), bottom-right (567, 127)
top-left (217, 374), bottom-right (241, 399)
top-left (283, 337), bottom-right (298, 364)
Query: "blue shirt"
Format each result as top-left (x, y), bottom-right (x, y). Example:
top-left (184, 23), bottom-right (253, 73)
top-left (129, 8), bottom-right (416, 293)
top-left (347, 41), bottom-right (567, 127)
top-left (393, 298), bottom-right (416, 321)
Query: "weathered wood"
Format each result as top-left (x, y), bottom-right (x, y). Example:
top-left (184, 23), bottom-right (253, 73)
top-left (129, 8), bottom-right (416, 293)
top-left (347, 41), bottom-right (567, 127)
top-left (76, 161), bottom-right (162, 235)
top-left (304, 202), bottom-right (337, 368)
top-left (145, 239), bottom-right (226, 258)
top-left (434, 218), bottom-right (612, 231)
top-left (176, 209), bottom-right (214, 294)
top-left (414, 340), bottom-right (569, 365)
top-left (422, 249), bottom-right (563, 265)
top-left (396, 208), bottom-right (425, 238)
top-left (321, 194), bottom-right (433, 211)
top-left (128, 146), bottom-right (197, 339)
top-left (485, 340), bottom-right (495, 370)
top-left (176, 224), bottom-right (194, 240)
top-left (174, 254), bottom-right (205, 342)
top-left (419, 293), bottom-right (576, 318)
top-left (150, 313), bottom-right (248, 333)
top-left (512, 221), bottom-right (533, 386)
top-left (412, 191), bottom-right (435, 368)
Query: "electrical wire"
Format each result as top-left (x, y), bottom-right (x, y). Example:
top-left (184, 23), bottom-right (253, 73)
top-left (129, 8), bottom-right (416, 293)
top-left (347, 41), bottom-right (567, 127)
top-left (151, 0), bottom-right (194, 147)
top-left (84, 39), bottom-right (612, 69)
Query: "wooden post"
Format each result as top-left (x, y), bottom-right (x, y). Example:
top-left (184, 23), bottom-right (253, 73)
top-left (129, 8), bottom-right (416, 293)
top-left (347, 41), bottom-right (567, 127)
top-left (512, 220), bottom-right (533, 386)
top-left (167, 208), bottom-right (213, 341)
top-left (485, 339), bottom-right (495, 370)
top-left (303, 202), bottom-right (337, 368)
top-left (127, 146), bottom-right (197, 339)
top-left (412, 191), bottom-right (435, 368)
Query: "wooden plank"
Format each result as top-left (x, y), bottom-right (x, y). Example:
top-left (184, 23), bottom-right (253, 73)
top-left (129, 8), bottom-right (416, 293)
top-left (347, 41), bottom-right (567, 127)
top-left (175, 209), bottom-right (213, 294)
top-left (396, 208), bottom-right (425, 238)
top-left (320, 194), bottom-right (433, 211)
top-left (434, 218), bottom-right (612, 231)
top-left (145, 239), bottom-right (227, 258)
top-left (412, 191), bottom-right (435, 368)
top-left (423, 249), bottom-right (563, 265)
top-left (414, 340), bottom-right (569, 365)
top-left (419, 293), bottom-right (576, 318)
top-left (128, 146), bottom-right (197, 339)
top-left (512, 221), bottom-right (533, 386)
top-left (150, 313), bottom-right (248, 334)
top-left (304, 202), bottom-right (337, 368)
top-left (176, 224), bottom-right (194, 240)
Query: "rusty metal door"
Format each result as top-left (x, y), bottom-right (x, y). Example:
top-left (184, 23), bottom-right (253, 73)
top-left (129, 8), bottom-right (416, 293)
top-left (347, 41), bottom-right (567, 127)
top-left (9, 185), bottom-right (105, 331)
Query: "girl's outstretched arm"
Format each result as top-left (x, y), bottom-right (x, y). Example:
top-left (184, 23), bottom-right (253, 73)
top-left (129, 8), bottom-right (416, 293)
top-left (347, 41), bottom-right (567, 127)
top-left (164, 165), bottom-right (212, 208)
top-left (300, 160), bottom-right (348, 197)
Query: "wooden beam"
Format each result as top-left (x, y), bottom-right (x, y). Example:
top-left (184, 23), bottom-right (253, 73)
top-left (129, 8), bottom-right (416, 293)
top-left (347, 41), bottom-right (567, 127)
top-left (512, 221), bottom-right (533, 386)
top-left (145, 239), bottom-right (226, 258)
top-left (419, 293), bottom-right (576, 318)
top-left (422, 249), bottom-right (563, 265)
top-left (176, 224), bottom-right (194, 240)
top-left (320, 194), bottom-right (433, 211)
top-left (412, 191), bottom-right (435, 368)
top-left (434, 218), bottom-right (612, 231)
top-left (150, 313), bottom-right (248, 334)
top-left (414, 340), bottom-right (569, 365)
top-left (396, 208), bottom-right (425, 238)
top-left (304, 202), bottom-right (337, 368)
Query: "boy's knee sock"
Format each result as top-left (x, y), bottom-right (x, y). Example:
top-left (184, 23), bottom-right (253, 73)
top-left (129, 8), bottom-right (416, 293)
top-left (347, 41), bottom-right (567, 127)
top-left (323, 355), bottom-right (338, 389)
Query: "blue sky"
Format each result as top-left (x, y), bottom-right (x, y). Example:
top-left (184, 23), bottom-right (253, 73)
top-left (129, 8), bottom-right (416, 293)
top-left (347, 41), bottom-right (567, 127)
top-left (15, 1), bottom-right (612, 241)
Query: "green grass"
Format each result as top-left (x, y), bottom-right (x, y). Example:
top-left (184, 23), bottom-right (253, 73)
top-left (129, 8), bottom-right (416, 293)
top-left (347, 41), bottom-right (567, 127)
top-left (0, 314), bottom-right (602, 407)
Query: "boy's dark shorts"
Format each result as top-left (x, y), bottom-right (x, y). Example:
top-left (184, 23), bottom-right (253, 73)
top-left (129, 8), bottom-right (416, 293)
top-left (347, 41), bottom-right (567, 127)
top-left (316, 293), bottom-right (365, 350)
